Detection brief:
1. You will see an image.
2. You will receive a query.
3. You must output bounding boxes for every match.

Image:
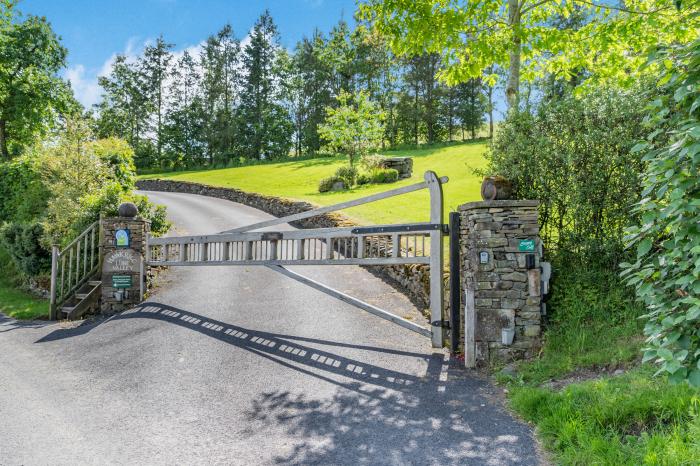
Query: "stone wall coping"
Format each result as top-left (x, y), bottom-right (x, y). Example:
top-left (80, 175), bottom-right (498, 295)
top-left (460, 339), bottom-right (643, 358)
top-left (458, 199), bottom-right (539, 211)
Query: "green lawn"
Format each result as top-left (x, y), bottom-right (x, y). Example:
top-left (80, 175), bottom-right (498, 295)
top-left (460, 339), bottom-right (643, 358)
top-left (139, 141), bottom-right (488, 225)
top-left (0, 277), bottom-right (48, 320)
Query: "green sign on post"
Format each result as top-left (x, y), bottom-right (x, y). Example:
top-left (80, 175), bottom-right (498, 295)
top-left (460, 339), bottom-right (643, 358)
top-left (518, 238), bottom-right (536, 252)
top-left (112, 275), bottom-right (132, 289)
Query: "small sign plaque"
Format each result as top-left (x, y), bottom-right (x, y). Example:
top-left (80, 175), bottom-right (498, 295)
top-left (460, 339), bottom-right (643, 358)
top-left (112, 275), bottom-right (132, 289)
top-left (479, 251), bottom-right (489, 264)
top-left (115, 229), bottom-right (130, 248)
top-left (518, 239), bottom-right (536, 252)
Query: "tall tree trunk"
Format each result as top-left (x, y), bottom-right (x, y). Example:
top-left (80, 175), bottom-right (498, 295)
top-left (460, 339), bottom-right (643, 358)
top-left (413, 82), bottom-right (419, 146)
top-left (488, 85), bottom-right (494, 139)
top-left (506, 0), bottom-right (522, 111)
top-left (0, 119), bottom-right (9, 160)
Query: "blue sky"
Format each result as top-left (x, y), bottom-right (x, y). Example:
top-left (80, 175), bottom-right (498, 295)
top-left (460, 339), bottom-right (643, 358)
top-left (20, 0), bottom-right (357, 108)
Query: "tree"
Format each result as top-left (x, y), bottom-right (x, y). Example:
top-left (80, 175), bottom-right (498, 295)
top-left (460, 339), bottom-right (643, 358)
top-left (318, 90), bottom-right (385, 167)
top-left (359, 0), bottom-right (698, 110)
top-left (164, 50), bottom-right (205, 167)
top-left (237, 11), bottom-right (292, 159)
top-left (0, 5), bottom-right (70, 158)
top-left (140, 35), bottom-right (173, 164)
top-left (96, 55), bottom-right (152, 165)
top-left (456, 79), bottom-right (487, 140)
top-left (198, 25), bottom-right (241, 161)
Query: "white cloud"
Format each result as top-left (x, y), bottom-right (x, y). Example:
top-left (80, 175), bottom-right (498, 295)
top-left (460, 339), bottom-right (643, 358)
top-left (66, 32), bottom-right (255, 110)
top-left (64, 64), bottom-right (102, 108)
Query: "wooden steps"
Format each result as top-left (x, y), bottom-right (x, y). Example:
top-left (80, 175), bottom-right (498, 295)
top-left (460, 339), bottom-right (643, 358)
top-left (60, 280), bottom-right (101, 320)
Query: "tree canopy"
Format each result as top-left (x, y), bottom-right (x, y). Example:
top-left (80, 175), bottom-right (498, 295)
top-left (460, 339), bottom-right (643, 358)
top-left (359, 0), bottom-right (699, 109)
top-left (0, 1), bottom-right (72, 159)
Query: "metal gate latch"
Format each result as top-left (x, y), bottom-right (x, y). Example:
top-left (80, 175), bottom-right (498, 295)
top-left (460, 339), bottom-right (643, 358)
top-left (431, 320), bottom-right (451, 329)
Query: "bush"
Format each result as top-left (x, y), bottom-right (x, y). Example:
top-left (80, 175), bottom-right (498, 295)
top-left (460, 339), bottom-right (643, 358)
top-left (360, 154), bottom-right (384, 171)
top-left (334, 165), bottom-right (358, 186)
top-left (0, 222), bottom-right (51, 277)
top-left (356, 173), bottom-right (371, 185)
top-left (487, 85), bottom-right (651, 267)
top-left (88, 137), bottom-right (136, 191)
top-left (370, 168), bottom-right (399, 184)
top-left (0, 157), bottom-right (49, 223)
top-left (621, 40), bottom-right (700, 387)
top-left (318, 176), bottom-right (345, 193)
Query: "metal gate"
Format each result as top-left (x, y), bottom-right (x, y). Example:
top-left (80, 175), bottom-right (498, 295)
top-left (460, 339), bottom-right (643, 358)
top-left (145, 171), bottom-right (448, 347)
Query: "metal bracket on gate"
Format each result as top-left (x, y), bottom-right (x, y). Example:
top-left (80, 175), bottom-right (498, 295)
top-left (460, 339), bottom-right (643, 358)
top-left (261, 232), bottom-right (283, 241)
top-left (351, 223), bottom-right (446, 235)
top-left (431, 320), bottom-right (451, 329)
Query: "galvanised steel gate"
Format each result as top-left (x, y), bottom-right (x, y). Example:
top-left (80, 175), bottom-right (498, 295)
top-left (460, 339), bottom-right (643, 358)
top-left (145, 171), bottom-right (447, 347)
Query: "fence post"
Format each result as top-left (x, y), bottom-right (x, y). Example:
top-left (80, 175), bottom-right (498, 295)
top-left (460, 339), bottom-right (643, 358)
top-left (426, 171), bottom-right (445, 348)
top-left (49, 245), bottom-right (59, 320)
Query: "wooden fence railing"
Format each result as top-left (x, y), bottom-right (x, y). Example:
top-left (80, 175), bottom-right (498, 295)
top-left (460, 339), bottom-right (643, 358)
top-left (49, 221), bottom-right (101, 320)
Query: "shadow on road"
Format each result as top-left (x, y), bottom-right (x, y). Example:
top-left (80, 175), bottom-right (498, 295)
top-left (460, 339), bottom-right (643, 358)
top-left (35, 302), bottom-right (539, 465)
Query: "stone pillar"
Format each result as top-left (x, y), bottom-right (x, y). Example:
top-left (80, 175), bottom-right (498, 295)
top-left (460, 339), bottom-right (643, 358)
top-left (100, 204), bottom-right (149, 314)
top-left (459, 200), bottom-right (542, 365)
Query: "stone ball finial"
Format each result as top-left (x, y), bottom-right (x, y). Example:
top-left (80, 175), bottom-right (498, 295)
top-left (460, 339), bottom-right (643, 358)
top-left (118, 202), bottom-right (138, 218)
top-left (481, 176), bottom-right (513, 201)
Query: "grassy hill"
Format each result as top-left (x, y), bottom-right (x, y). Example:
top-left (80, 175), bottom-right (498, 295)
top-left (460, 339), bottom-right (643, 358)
top-left (139, 141), bottom-right (489, 225)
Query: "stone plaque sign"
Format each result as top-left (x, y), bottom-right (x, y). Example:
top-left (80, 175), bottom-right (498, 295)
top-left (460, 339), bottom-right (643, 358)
top-left (104, 249), bottom-right (140, 273)
top-left (115, 228), bottom-right (130, 248)
top-left (112, 275), bottom-right (132, 289)
top-left (518, 238), bottom-right (535, 252)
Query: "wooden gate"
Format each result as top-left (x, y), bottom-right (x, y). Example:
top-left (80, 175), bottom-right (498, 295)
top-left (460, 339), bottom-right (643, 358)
top-left (145, 171), bottom-right (447, 347)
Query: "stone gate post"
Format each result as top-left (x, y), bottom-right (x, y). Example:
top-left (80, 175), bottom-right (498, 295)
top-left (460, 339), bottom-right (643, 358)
top-left (100, 203), bottom-right (149, 314)
top-left (459, 200), bottom-right (543, 367)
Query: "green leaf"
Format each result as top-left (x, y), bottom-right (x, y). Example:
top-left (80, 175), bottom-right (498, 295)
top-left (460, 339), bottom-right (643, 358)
top-left (657, 348), bottom-right (674, 360)
top-left (637, 238), bottom-right (653, 257)
top-left (689, 370), bottom-right (700, 387)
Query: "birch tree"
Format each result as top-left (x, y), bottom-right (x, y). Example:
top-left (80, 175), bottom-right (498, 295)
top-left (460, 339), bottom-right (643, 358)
top-left (359, 0), bottom-right (698, 110)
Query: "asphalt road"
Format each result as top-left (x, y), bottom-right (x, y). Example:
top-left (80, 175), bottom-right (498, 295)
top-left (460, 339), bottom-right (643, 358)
top-left (0, 191), bottom-right (541, 466)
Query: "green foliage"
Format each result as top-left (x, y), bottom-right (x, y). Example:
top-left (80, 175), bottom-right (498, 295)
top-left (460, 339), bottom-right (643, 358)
top-left (333, 165), bottom-right (358, 186)
top-left (317, 175), bottom-right (345, 193)
top-left (0, 156), bottom-right (48, 222)
top-left (237, 11), bottom-right (293, 160)
top-left (318, 90), bottom-right (385, 167)
top-left (498, 262), bottom-right (697, 465)
top-left (0, 222), bottom-right (49, 276)
top-left (518, 263), bottom-right (645, 385)
top-left (356, 173), bottom-right (371, 185)
top-left (0, 247), bottom-right (47, 320)
top-left (360, 0), bottom-right (698, 109)
top-left (0, 118), bottom-right (168, 277)
top-left (88, 137), bottom-right (136, 190)
top-left (370, 167), bottom-right (398, 184)
top-left (621, 39), bottom-right (700, 387)
top-left (487, 86), bottom-right (650, 267)
top-left (0, 5), bottom-right (73, 158)
top-left (509, 366), bottom-right (700, 465)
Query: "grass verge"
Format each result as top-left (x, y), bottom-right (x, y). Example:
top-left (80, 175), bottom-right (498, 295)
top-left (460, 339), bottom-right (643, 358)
top-left (0, 249), bottom-right (48, 320)
top-left (498, 266), bottom-right (700, 464)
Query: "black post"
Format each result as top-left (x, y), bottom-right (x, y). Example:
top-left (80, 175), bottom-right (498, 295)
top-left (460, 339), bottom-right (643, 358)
top-left (448, 212), bottom-right (461, 355)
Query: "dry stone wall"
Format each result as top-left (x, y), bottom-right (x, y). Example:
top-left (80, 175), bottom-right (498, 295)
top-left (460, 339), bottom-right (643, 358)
top-left (459, 200), bottom-right (542, 363)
